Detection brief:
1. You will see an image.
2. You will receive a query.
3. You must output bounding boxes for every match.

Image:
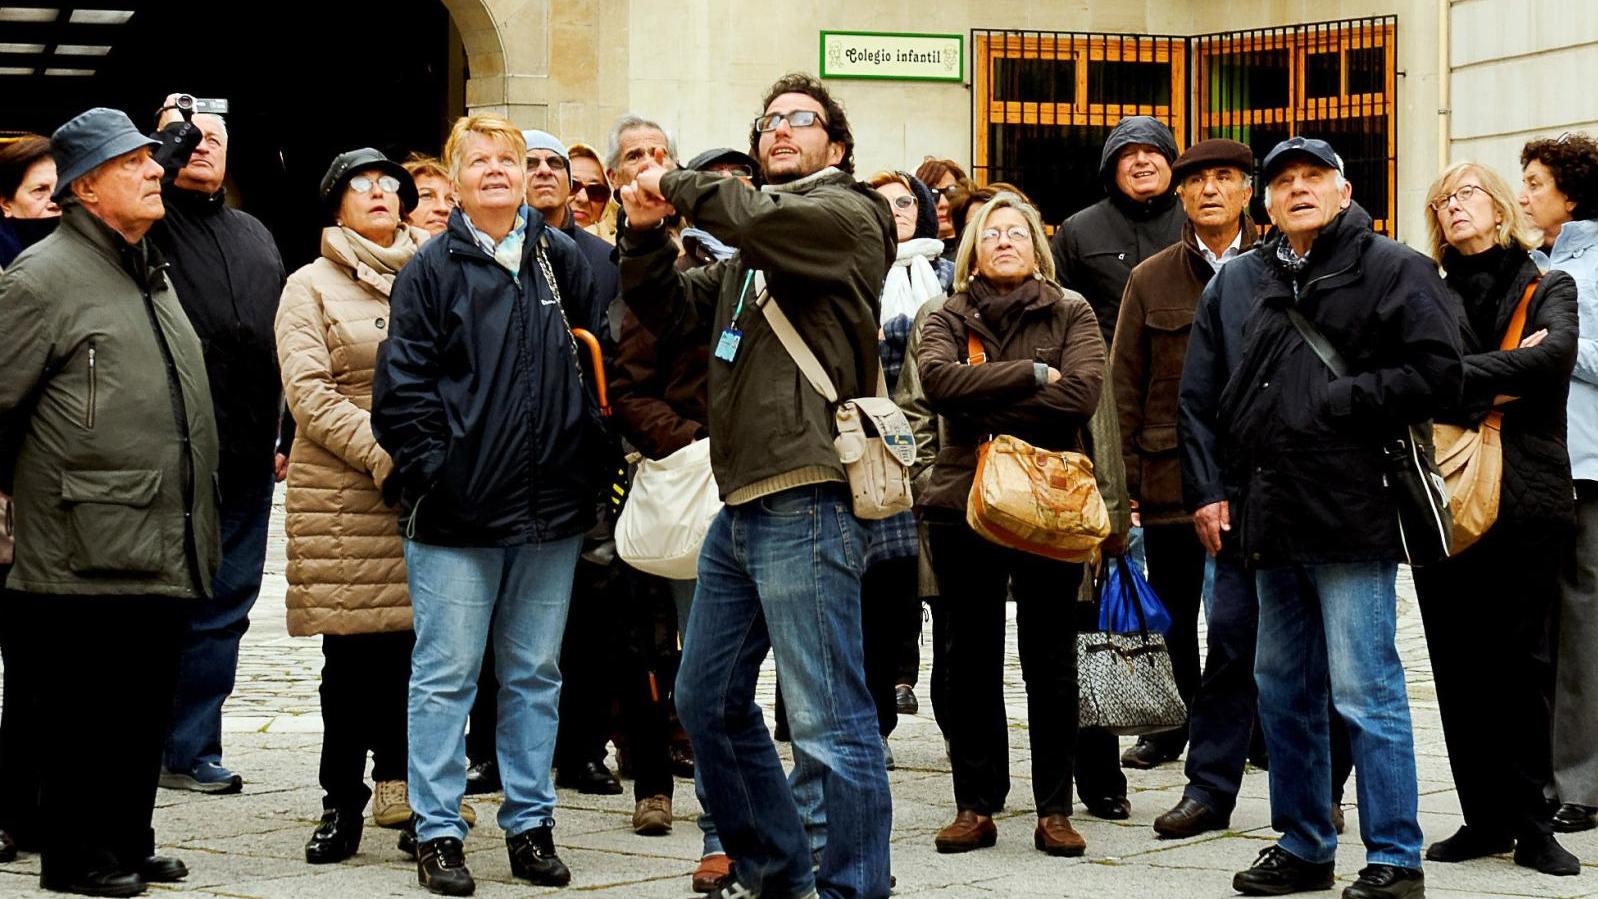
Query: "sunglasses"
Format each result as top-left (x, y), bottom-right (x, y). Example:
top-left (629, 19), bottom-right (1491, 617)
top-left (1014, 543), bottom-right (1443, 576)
top-left (929, 185), bottom-right (958, 199)
top-left (350, 174), bottom-right (401, 195)
top-left (753, 110), bottom-right (825, 133)
top-left (526, 154), bottom-right (569, 172)
top-left (573, 180), bottom-right (611, 204)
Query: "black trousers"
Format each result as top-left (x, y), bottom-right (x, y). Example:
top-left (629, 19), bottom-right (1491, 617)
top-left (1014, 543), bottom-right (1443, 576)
top-left (1073, 591), bottom-right (1126, 802)
top-left (31, 593), bottom-right (182, 880)
top-left (1183, 558), bottom-right (1261, 815)
top-left (318, 631), bottom-right (413, 813)
top-left (614, 567), bottom-right (675, 801)
top-left (0, 581), bottom-right (42, 849)
top-left (861, 556), bottom-right (917, 738)
top-left (930, 522), bottom-right (1084, 817)
top-left (553, 557), bottom-right (623, 772)
top-left (1141, 524), bottom-right (1207, 750)
top-left (1415, 520), bottom-right (1566, 838)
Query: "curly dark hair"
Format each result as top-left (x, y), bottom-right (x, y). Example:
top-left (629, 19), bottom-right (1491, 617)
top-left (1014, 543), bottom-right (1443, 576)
top-left (748, 72), bottom-right (855, 176)
top-left (0, 135), bottom-right (52, 203)
top-left (1521, 132), bottom-right (1598, 220)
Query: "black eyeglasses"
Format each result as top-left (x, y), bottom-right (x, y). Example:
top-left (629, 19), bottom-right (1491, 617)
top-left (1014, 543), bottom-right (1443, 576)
top-left (1429, 183), bottom-right (1486, 211)
top-left (753, 110), bottom-right (825, 133)
top-left (929, 185), bottom-right (958, 199)
top-left (350, 175), bottom-right (401, 194)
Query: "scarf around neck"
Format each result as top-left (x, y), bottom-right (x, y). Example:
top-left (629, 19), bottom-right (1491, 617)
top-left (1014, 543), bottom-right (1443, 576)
top-left (326, 225), bottom-right (418, 297)
top-left (881, 237), bottom-right (946, 325)
top-left (968, 276), bottom-right (1044, 339)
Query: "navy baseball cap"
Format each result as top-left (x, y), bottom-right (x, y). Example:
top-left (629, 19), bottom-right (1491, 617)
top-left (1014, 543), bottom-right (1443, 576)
top-left (1261, 137), bottom-right (1344, 182)
top-left (50, 107), bottom-right (161, 201)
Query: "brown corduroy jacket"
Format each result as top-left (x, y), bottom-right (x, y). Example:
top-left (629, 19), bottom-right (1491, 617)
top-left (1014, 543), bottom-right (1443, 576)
top-left (1110, 216), bottom-right (1256, 526)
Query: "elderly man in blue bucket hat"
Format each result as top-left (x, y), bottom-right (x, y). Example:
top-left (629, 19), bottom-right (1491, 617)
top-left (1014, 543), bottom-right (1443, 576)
top-left (0, 107), bottom-right (221, 897)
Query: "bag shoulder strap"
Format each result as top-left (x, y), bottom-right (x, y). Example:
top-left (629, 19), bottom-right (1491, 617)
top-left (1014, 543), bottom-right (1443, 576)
top-left (966, 328), bottom-right (986, 366)
top-left (1499, 277), bottom-right (1542, 353)
top-left (753, 270), bottom-right (885, 402)
top-left (1284, 304), bottom-right (1349, 378)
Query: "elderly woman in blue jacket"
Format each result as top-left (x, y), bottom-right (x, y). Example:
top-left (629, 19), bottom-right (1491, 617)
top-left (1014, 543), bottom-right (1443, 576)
top-left (372, 113), bottom-right (602, 897)
top-left (1520, 132), bottom-right (1598, 836)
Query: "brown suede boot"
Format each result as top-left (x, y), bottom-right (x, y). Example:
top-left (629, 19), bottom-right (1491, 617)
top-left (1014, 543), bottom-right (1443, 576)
top-left (1034, 814), bottom-right (1086, 857)
top-left (934, 810), bottom-right (997, 853)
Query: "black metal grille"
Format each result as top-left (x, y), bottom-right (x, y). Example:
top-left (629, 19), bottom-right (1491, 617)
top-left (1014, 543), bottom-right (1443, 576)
top-left (973, 16), bottom-right (1399, 236)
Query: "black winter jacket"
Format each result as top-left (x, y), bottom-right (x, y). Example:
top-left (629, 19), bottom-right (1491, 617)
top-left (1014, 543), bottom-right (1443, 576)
top-left (372, 206), bottom-right (605, 546)
top-left (1049, 116), bottom-right (1185, 346)
top-left (1439, 248), bottom-right (1577, 526)
top-left (1178, 204), bottom-right (1462, 566)
top-left (150, 186), bottom-right (287, 496)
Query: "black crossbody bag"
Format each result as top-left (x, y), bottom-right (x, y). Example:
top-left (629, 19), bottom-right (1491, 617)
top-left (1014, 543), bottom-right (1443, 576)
top-left (1283, 305), bottom-right (1453, 566)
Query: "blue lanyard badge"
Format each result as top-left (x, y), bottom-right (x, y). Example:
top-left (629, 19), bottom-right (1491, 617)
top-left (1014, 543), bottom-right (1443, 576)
top-left (715, 270), bottom-right (756, 364)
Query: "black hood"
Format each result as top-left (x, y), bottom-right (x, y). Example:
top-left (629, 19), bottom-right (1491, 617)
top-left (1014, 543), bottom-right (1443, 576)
top-left (1098, 116), bottom-right (1179, 184)
top-left (905, 172), bottom-right (940, 240)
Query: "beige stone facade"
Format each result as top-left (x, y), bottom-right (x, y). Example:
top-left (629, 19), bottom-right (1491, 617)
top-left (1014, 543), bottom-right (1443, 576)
top-left (439, 0), bottom-right (1588, 248)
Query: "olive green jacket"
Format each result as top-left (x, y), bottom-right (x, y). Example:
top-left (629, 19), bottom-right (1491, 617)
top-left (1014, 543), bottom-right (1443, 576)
top-left (0, 204), bottom-right (221, 597)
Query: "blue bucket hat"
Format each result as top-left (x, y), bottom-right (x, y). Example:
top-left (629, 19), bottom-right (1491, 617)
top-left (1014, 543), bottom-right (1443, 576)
top-left (50, 107), bottom-right (161, 202)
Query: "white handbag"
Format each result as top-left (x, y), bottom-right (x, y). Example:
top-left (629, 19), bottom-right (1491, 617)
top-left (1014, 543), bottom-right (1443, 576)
top-left (615, 438), bottom-right (723, 579)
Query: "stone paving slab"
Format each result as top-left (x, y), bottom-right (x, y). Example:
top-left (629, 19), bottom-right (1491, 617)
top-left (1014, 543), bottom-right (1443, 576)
top-left (1, 488), bottom-right (1595, 897)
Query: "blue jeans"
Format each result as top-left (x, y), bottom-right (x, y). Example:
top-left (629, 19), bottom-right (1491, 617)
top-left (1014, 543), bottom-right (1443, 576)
top-left (1254, 561), bottom-right (1422, 869)
top-left (164, 470), bottom-right (274, 771)
top-left (668, 577), bottom-right (724, 858)
top-left (675, 485), bottom-right (891, 899)
top-left (404, 536), bottom-right (581, 843)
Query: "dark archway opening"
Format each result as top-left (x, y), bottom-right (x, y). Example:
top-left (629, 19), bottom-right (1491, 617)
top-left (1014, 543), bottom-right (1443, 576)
top-left (1, 0), bottom-right (467, 268)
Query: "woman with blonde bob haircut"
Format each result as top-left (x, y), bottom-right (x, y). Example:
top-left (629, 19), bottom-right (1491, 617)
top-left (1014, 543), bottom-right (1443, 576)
top-left (1411, 160), bottom-right (1582, 874)
top-left (372, 111), bottom-right (604, 894)
top-left (915, 190), bottom-right (1106, 858)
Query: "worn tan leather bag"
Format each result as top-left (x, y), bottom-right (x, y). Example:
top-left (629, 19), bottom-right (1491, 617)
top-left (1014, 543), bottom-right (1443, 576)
top-left (963, 330), bottom-right (1109, 561)
top-left (1433, 278), bottom-right (1538, 555)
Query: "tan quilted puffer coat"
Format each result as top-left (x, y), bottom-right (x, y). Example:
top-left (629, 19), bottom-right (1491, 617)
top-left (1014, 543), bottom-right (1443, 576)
top-left (276, 226), bottom-right (426, 636)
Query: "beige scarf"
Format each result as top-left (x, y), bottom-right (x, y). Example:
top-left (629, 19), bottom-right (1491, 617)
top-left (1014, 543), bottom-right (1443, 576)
top-left (324, 225), bottom-right (419, 297)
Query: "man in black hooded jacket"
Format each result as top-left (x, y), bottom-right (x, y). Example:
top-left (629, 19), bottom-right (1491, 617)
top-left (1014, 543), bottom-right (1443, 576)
top-left (1049, 115), bottom-right (1186, 348)
top-left (1050, 114), bottom-right (1186, 820)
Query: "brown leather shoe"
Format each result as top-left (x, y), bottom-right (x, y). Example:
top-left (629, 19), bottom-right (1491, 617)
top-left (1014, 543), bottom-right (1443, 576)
top-left (934, 810), bottom-right (997, 853)
top-left (1034, 814), bottom-right (1086, 857)
top-left (691, 853), bottom-right (732, 893)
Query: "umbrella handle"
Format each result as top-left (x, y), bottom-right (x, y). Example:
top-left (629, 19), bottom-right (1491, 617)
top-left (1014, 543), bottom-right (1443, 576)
top-left (570, 328), bottom-right (609, 417)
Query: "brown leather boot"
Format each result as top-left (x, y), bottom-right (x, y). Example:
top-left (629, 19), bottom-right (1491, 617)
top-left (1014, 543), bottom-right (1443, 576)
top-left (934, 810), bottom-right (997, 853)
top-left (1034, 814), bottom-right (1086, 857)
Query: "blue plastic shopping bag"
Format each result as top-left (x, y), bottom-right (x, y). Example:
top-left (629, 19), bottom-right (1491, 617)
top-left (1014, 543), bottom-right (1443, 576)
top-left (1097, 557), bottom-right (1173, 635)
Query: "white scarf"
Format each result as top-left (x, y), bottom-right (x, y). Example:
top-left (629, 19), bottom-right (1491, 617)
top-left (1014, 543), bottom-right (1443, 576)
top-left (880, 237), bottom-right (946, 325)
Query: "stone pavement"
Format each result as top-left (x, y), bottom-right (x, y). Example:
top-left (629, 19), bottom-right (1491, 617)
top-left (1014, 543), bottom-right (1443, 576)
top-left (3, 489), bottom-right (1597, 897)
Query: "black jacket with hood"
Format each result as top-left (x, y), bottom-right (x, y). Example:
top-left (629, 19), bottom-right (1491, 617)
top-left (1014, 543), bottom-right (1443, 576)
top-left (1177, 203), bottom-right (1462, 566)
top-left (372, 206), bottom-right (605, 547)
top-left (1049, 116), bottom-right (1186, 347)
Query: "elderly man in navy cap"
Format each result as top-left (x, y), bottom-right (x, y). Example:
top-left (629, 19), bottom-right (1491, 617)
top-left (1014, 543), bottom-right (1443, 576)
top-left (0, 107), bottom-right (221, 896)
top-left (1179, 136), bottom-right (1460, 899)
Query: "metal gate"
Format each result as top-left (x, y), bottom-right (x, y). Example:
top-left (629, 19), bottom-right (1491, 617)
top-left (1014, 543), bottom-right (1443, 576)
top-left (972, 16), bottom-right (1399, 236)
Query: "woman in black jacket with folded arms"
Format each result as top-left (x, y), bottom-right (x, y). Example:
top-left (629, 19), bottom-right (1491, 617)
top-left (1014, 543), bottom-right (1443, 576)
top-left (1414, 161), bottom-right (1579, 875)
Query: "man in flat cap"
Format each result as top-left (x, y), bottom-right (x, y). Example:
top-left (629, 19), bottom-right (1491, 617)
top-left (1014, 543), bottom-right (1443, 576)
top-left (1178, 136), bottom-right (1459, 899)
top-left (1111, 139), bottom-right (1259, 787)
top-left (0, 107), bottom-right (219, 896)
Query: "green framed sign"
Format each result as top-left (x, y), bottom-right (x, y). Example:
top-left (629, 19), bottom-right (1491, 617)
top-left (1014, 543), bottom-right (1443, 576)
top-left (820, 31), bottom-right (964, 82)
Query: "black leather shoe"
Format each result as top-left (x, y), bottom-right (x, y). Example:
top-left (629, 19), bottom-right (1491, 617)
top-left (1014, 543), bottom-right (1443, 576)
top-left (38, 868), bottom-right (146, 897)
top-left (1082, 796), bottom-right (1131, 820)
top-left (304, 809), bottom-right (363, 865)
top-left (133, 856), bottom-right (186, 883)
top-left (1425, 825), bottom-right (1513, 862)
top-left (1552, 802), bottom-right (1597, 833)
top-left (1121, 737), bottom-right (1182, 770)
top-left (669, 743), bottom-right (695, 779)
top-left (1514, 833), bottom-right (1580, 876)
top-left (464, 761), bottom-right (501, 795)
top-left (506, 825), bottom-right (571, 886)
top-left (1232, 845), bottom-right (1335, 896)
top-left (397, 825), bottom-right (418, 861)
top-left (555, 760), bottom-right (622, 795)
top-left (417, 837), bottom-right (475, 896)
top-left (0, 828), bottom-right (15, 863)
top-left (1153, 797), bottom-right (1229, 838)
top-left (895, 684), bottom-right (919, 715)
top-left (1342, 864), bottom-right (1424, 899)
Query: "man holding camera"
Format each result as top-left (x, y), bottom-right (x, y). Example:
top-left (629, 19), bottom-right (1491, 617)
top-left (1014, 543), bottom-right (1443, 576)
top-left (149, 92), bottom-right (289, 796)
